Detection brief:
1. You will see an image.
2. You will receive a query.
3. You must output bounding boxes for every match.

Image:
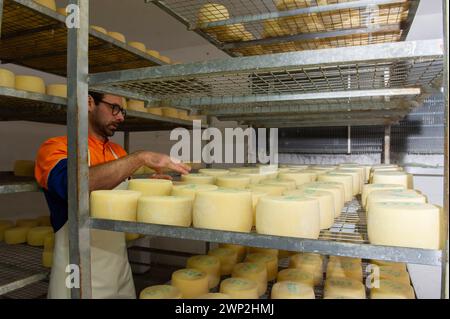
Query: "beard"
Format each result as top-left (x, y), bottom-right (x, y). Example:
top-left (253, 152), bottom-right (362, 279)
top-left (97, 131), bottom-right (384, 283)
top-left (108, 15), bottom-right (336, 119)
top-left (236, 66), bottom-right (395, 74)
top-left (91, 114), bottom-right (120, 138)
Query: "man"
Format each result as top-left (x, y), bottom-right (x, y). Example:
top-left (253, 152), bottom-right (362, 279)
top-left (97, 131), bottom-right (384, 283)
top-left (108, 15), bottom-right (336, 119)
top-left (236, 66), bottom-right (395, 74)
top-left (35, 92), bottom-right (190, 299)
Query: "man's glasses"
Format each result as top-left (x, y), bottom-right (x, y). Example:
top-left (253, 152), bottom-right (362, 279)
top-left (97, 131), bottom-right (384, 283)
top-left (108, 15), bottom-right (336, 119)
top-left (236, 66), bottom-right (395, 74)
top-left (99, 100), bottom-right (127, 117)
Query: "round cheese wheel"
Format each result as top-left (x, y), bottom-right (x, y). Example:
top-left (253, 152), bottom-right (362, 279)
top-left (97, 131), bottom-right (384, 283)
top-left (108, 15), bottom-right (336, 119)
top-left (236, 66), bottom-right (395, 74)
top-left (245, 253), bottom-right (278, 281)
top-left (368, 202), bottom-right (441, 249)
top-left (43, 233), bottom-right (54, 250)
top-left (198, 168), bottom-right (230, 177)
top-left (0, 68), bottom-right (15, 88)
top-left (261, 179), bottom-right (296, 191)
top-left (196, 293), bottom-right (231, 299)
top-left (27, 226), bottom-right (53, 246)
top-left (378, 266), bottom-right (411, 285)
top-left (215, 175), bottom-right (250, 189)
top-left (90, 190), bottom-right (141, 221)
top-left (172, 184), bottom-right (218, 200)
top-left (232, 262), bottom-right (268, 296)
top-left (298, 182), bottom-right (345, 216)
top-left (16, 219), bottom-right (39, 228)
top-left (330, 170), bottom-right (359, 195)
top-left (162, 107), bottom-right (178, 118)
top-left (127, 100), bottom-right (146, 112)
top-left (289, 253), bottom-right (324, 285)
top-left (193, 189), bottom-right (253, 232)
top-left (271, 281), bottom-right (315, 299)
top-left (147, 107), bottom-right (163, 115)
top-left (197, 3), bottom-right (229, 24)
top-left (372, 171), bottom-right (412, 189)
top-left (318, 173), bottom-right (353, 201)
top-left (125, 233), bottom-right (141, 241)
top-left (362, 183), bottom-right (406, 208)
top-left (34, 0), bottom-right (56, 10)
top-left (181, 174), bottom-right (215, 185)
top-left (42, 249), bottom-right (53, 268)
top-left (277, 268), bottom-right (315, 287)
top-left (56, 7), bottom-right (67, 15)
top-left (208, 247), bottom-right (238, 275)
top-left (108, 31), bottom-right (126, 42)
top-left (0, 220), bottom-right (14, 242)
top-left (128, 179), bottom-right (172, 196)
top-left (4, 227), bottom-right (31, 244)
top-left (13, 160), bottom-right (35, 177)
top-left (256, 195), bottom-right (320, 239)
top-left (366, 189), bottom-right (426, 215)
top-left (159, 56), bottom-right (172, 64)
top-left (140, 285), bottom-right (182, 299)
top-left (128, 41), bottom-right (146, 52)
top-left (278, 171), bottom-right (316, 187)
top-left (219, 243), bottom-right (247, 262)
top-left (324, 277), bottom-right (366, 299)
top-left (370, 279), bottom-right (415, 299)
top-left (91, 25), bottom-right (107, 34)
top-left (220, 278), bottom-right (259, 299)
top-left (326, 259), bottom-right (363, 282)
top-left (187, 255), bottom-right (221, 289)
top-left (46, 84), bottom-right (67, 98)
top-left (250, 191), bottom-right (268, 226)
top-left (137, 196), bottom-right (192, 227)
top-left (171, 268), bottom-right (209, 298)
top-left (15, 75), bottom-right (45, 94)
top-left (247, 184), bottom-right (286, 196)
top-left (147, 49), bottom-right (161, 59)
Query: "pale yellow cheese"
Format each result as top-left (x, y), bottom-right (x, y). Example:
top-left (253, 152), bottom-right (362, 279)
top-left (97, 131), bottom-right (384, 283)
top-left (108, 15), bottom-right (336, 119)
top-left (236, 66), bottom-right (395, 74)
top-left (366, 189), bottom-right (426, 214)
top-left (187, 255), bottom-right (221, 289)
top-left (125, 233), bottom-right (141, 241)
top-left (326, 258), bottom-right (363, 282)
top-left (372, 171), bottom-right (413, 189)
top-left (108, 31), bottom-right (126, 42)
top-left (278, 171), bottom-right (316, 187)
top-left (147, 49), bottom-right (161, 60)
top-left (196, 293), bottom-right (231, 299)
top-left (361, 183), bottom-right (406, 208)
top-left (13, 160), bottom-right (35, 177)
top-left (368, 202), bottom-right (441, 249)
top-left (181, 174), bottom-right (215, 185)
top-left (91, 25), bottom-right (107, 34)
top-left (261, 179), bottom-right (296, 191)
top-left (324, 277), bottom-right (366, 299)
top-left (139, 285), bottom-right (182, 299)
top-left (90, 190), bottom-right (141, 221)
top-left (215, 175), bottom-right (251, 189)
top-left (128, 41), bottom-right (146, 52)
top-left (232, 262), bottom-right (268, 296)
top-left (247, 184), bottom-right (286, 196)
top-left (198, 168), bottom-right (230, 177)
top-left (339, 165), bottom-right (367, 185)
top-left (197, 3), bottom-right (229, 24)
top-left (277, 268), bottom-right (315, 287)
top-left (255, 195), bottom-right (320, 239)
top-left (219, 244), bottom-right (247, 262)
top-left (34, 0), bottom-right (56, 10)
top-left (27, 226), bottom-right (53, 246)
top-left (245, 253), bottom-right (278, 281)
top-left (335, 169), bottom-right (363, 194)
top-left (369, 259), bottom-right (407, 270)
top-left (208, 247), bottom-right (238, 275)
top-left (216, 23), bottom-right (246, 42)
top-left (56, 7), bottom-right (67, 15)
top-left (250, 191), bottom-right (268, 226)
top-left (280, 164), bottom-right (309, 170)
top-left (0, 220), bottom-right (14, 242)
top-left (318, 173), bottom-right (353, 201)
top-left (378, 266), bottom-right (411, 285)
top-left (241, 172), bottom-right (269, 184)
top-left (15, 75), bottom-right (45, 94)
top-left (289, 253), bottom-right (324, 285)
top-left (220, 278), bottom-right (259, 299)
top-left (4, 227), bottom-right (31, 244)
top-left (147, 107), bottom-right (163, 116)
top-left (42, 249), bottom-right (53, 268)
top-left (171, 268), bottom-right (209, 298)
top-left (46, 84), bottom-right (67, 98)
top-left (137, 196), bottom-right (192, 227)
top-left (193, 189), bottom-right (253, 232)
top-left (162, 107), bottom-right (178, 118)
top-left (128, 179), bottom-right (172, 196)
top-left (298, 182), bottom-right (345, 217)
top-left (0, 68), bottom-right (15, 88)
top-left (159, 56), bottom-right (172, 64)
top-left (171, 184), bottom-right (218, 200)
top-left (271, 281), bottom-right (315, 299)
top-left (16, 219), bottom-right (39, 228)
top-left (127, 100), bottom-right (146, 112)
top-left (370, 279), bottom-right (415, 299)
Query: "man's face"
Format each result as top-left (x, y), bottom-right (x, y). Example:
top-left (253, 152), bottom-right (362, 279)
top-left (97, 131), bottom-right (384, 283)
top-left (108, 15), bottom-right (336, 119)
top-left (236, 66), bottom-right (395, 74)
top-left (88, 94), bottom-right (125, 138)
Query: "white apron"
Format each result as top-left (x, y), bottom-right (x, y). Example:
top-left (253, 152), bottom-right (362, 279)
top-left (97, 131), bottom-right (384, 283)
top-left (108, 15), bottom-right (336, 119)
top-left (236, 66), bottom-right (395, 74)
top-left (48, 147), bottom-right (136, 299)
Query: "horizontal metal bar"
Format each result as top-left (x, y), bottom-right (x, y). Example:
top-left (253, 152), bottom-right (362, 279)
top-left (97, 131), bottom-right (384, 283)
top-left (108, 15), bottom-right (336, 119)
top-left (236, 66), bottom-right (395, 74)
top-left (13, 0), bottom-right (66, 22)
top-left (0, 182), bottom-right (40, 194)
top-left (128, 246), bottom-right (195, 258)
top-left (89, 39), bottom-right (443, 86)
top-left (247, 118), bottom-right (402, 128)
top-left (0, 87), bottom-right (67, 105)
top-left (0, 272), bottom-right (48, 296)
top-left (89, 218), bottom-right (442, 266)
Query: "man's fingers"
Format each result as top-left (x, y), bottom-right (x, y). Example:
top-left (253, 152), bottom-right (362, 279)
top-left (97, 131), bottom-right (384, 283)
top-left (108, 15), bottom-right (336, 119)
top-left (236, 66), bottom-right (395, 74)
top-left (150, 174), bottom-right (173, 180)
top-left (168, 162), bottom-right (190, 175)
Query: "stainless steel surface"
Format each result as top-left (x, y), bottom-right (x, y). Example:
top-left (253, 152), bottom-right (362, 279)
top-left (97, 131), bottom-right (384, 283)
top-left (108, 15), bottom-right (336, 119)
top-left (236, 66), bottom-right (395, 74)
top-left (0, 172), bottom-right (40, 194)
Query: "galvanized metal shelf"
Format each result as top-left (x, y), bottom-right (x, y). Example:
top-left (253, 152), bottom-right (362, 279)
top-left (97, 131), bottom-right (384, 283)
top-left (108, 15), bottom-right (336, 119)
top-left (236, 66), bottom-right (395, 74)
top-left (0, 242), bottom-right (49, 298)
top-left (148, 0), bottom-right (419, 57)
top-left (0, 172), bottom-right (40, 194)
top-left (0, 0), bottom-right (166, 76)
top-left (90, 198), bottom-right (442, 266)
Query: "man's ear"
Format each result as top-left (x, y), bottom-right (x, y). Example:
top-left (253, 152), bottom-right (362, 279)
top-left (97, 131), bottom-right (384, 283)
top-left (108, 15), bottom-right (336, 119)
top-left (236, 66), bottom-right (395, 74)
top-left (88, 95), bottom-right (95, 112)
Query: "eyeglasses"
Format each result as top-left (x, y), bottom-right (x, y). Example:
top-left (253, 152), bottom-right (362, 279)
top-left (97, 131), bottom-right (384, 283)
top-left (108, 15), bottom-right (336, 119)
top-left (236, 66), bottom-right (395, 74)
top-left (99, 100), bottom-right (127, 117)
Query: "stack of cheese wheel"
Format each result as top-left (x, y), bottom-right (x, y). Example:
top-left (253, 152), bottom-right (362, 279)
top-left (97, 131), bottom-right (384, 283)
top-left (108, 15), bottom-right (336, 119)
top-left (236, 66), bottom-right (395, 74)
top-left (90, 190), bottom-right (141, 221)
top-left (208, 247), bottom-right (238, 276)
top-left (256, 195), bottom-right (320, 239)
top-left (220, 277), bottom-right (259, 299)
top-left (250, 191), bottom-right (268, 226)
top-left (248, 184), bottom-right (287, 196)
top-left (215, 175), bottom-right (251, 189)
top-left (187, 255), bottom-right (221, 289)
top-left (15, 75), bottom-right (46, 93)
top-left (289, 253), bottom-right (324, 286)
top-left (137, 196), bottom-right (193, 227)
top-left (27, 226), bottom-right (53, 246)
top-left (326, 256), bottom-right (363, 282)
top-left (366, 189), bottom-right (427, 216)
top-left (42, 232), bottom-right (54, 268)
top-left (171, 268), bottom-right (209, 298)
top-left (298, 182), bottom-right (345, 217)
top-left (46, 84), bottom-right (67, 98)
top-left (140, 285), bottom-right (182, 299)
top-left (34, 0), bottom-right (56, 10)
top-left (245, 253), bottom-right (278, 281)
top-left (278, 170), bottom-right (316, 187)
top-left (16, 219), bottom-right (39, 228)
top-left (181, 173), bottom-right (215, 185)
top-left (331, 170), bottom-right (359, 196)
top-left (128, 179), bottom-right (172, 196)
top-left (284, 189), bottom-right (335, 230)
top-left (198, 168), bottom-right (230, 178)
top-left (318, 172), bottom-right (353, 202)
top-left (324, 277), bottom-right (366, 299)
top-left (219, 243), bottom-right (247, 262)
top-left (361, 183), bottom-right (406, 209)
top-left (0, 68), bottom-right (15, 88)
top-left (271, 281), bottom-right (315, 299)
top-left (232, 262), bottom-right (268, 296)
top-left (13, 160), bottom-right (35, 177)
top-left (370, 279), bottom-right (415, 299)
top-left (193, 189), bottom-right (253, 232)
top-left (171, 184), bottom-right (218, 200)
top-left (261, 179), bottom-right (296, 191)
top-left (0, 220), bottom-right (14, 241)
top-left (369, 164), bottom-right (402, 182)
top-left (368, 202), bottom-right (441, 249)
top-left (4, 227), bottom-right (31, 244)
top-left (372, 171), bottom-right (413, 189)
top-left (127, 100), bottom-right (146, 112)
top-left (277, 268), bottom-right (315, 287)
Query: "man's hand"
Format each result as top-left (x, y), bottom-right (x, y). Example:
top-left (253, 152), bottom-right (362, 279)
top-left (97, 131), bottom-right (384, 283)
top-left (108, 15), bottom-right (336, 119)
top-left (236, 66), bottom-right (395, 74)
top-left (137, 151), bottom-right (191, 175)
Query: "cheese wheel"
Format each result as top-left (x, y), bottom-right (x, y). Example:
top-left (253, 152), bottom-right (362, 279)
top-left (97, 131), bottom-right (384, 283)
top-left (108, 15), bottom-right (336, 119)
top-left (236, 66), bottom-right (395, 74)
top-left (162, 107), bottom-right (178, 118)
top-left (370, 166), bottom-right (403, 182)
top-left (256, 195), bottom-right (320, 239)
top-left (326, 259), bottom-right (363, 282)
top-left (208, 247), bottom-right (238, 275)
top-left (13, 160), bottom-right (35, 177)
top-left (147, 107), bottom-right (163, 116)
top-left (196, 293), bottom-right (231, 299)
top-left (137, 196), bottom-right (192, 227)
top-left (247, 247), bottom-right (278, 257)
top-left (0, 220), bottom-right (14, 241)
top-left (43, 233), bottom-right (56, 248)
top-left (181, 174), bottom-right (215, 185)
top-left (240, 172), bottom-right (268, 184)
top-left (232, 262), bottom-right (268, 296)
top-left (378, 266), bottom-right (411, 285)
top-left (372, 171), bottom-right (412, 189)
top-left (159, 56), bottom-right (172, 64)
top-left (247, 184), bottom-right (286, 196)
top-left (330, 171), bottom-right (359, 195)
top-left (34, 0), bottom-right (56, 10)
top-left (197, 3), bottom-right (229, 24)
top-left (362, 184), bottom-right (406, 208)
top-left (147, 49), bottom-right (161, 59)
top-left (108, 31), bottom-right (126, 42)
top-left (90, 190), bottom-right (141, 221)
top-left (198, 168), bottom-right (230, 177)
top-left (298, 182), bottom-right (345, 216)
top-left (42, 249), bottom-right (53, 268)
top-left (4, 227), bottom-right (31, 244)
top-left (128, 179), bottom-right (172, 196)
top-left (140, 285), bottom-right (182, 299)
top-left (187, 255), bottom-right (221, 289)
top-left (368, 202), bottom-right (441, 249)
top-left (16, 219), bottom-right (39, 228)
top-left (245, 253), bottom-right (278, 281)
top-left (229, 167), bottom-right (260, 174)
top-left (271, 281), bottom-right (315, 299)
top-left (15, 75), bottom-right (45, 94)
top-left (172, 184), bottom-right (218, 200)
top-left (250, 191), bottom-right (268, 226)
top-left (193, 189), bottom-right (253, 232)
top-left (220, 278), bottom-right (259, 299)
top-left (127, 100), bottom-right (146, 112)
top-left (281, 164), bottom-right (309, 170)
top-left (216, 23), bottom-right (245, 42)
top-left (171, 268), bottom-right (209, 298)
top-left (318, 173), bottom-right (353, 201)
top-left (0, 68), bottom-right (15, 88)
top-left (369, 259), bottom-right (407, 270)
top-left (278, 171), bottom-right (316, 187)
top-left (310, 165), bottom-right (337, 171)
top-left (125, 233), bottom-right (141, 241)
top-left (339, 165), bottom-right (366, 185)
top-left (219, 244), bottom-right (247, 262)
top-left (215, 175), bottom-right (250, 189)
top-left (289, 253), bottom-right (324, 285)
top-left (284, 189), bottom-right (335, 230)
top-left (27, 226), bottom-right (53, 246)
top-left (91, 25), bottom-right (107, 34)
top-left (261, 179), bottom-right (296, 191)
top-left (56, 7), bottom-right (67, 15)
top-left (370, 279), bottom-right (415, 299)
top-left (324, 277), bottom-right (366, 299)
top-left (128, 41), bottom-right (146, 52)
top-left (46, 84), bottom-right (67, 98)
top-left (277, 268), bottom-right (315, 288)
top-left (366, 189), bottom-right (426, 215)
top-left (329, 256), bottom-right (362, 264)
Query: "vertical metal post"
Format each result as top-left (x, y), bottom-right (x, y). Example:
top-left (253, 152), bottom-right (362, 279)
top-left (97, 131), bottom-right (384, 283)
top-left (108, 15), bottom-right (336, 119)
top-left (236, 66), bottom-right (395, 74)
top-left (347, 126), bottom-right (352, 154)
top-left (205, 115), bottom-right (212, 169)
top-left (67, 0), bottom-right (91, 299)
top-left (383, 125), bottom-right (391, 164)
top-left (0, 0), bottom-right (4, 37)
top-left (124, 131), bottom-right (130, 153)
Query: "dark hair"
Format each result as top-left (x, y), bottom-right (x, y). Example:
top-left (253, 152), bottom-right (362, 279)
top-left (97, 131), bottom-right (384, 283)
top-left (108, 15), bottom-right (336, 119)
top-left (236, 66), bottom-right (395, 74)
top-left (88, 91), bottom-right (105, 105)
